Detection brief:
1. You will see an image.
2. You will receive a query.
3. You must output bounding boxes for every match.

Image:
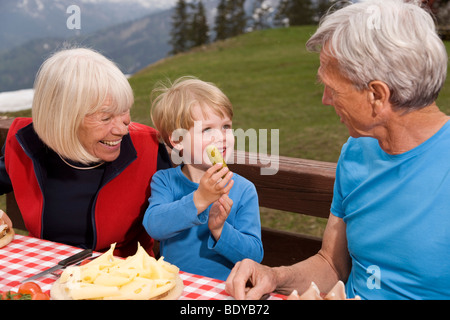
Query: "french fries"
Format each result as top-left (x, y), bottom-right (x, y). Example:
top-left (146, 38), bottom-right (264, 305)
top-left (52, 243), bottom-right (182, 300)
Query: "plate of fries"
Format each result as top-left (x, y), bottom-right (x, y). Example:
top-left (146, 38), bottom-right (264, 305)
top-left (50, 243), bottom-right (183, 300)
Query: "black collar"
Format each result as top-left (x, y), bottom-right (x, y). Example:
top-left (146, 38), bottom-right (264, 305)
top-left (16, 123), bottom-right (137, 183)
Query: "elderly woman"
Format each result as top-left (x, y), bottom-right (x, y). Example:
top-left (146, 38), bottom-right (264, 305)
top-left (0, 48), bottom-right (171, 257)
top-left (226, 0), bottom-right (449, 300)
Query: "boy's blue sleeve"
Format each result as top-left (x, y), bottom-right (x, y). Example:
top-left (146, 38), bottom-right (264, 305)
top-left (143, 171), bottom-right (208, 240)
top-left (207, 180), bottom-right (264, 264)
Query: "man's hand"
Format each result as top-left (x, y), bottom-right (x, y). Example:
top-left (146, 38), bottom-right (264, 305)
top-left (225, 259), bottom-right (278, 300)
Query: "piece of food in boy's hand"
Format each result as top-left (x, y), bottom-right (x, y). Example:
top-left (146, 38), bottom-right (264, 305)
top-left (206, 145), bottom-right (227, 169)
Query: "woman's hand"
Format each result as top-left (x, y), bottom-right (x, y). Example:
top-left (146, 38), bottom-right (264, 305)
top-left (193, 163), bottom-right (234, 213)
top-left (208, 194), bottom-right (233, 240)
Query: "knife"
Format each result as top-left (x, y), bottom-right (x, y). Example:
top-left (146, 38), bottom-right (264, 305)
top-left (23, 248), bottom-right (93, 282)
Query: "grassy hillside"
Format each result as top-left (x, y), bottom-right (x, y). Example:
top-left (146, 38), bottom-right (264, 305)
top-left (130, 26), bottom-right (449, 237)
top-left (2, 26), bottom-right (450, 237)
top-left (129, 26), bottom-right (450, 163)
top-left (4, 26), bottom-right (450, 162)
top-left (130, 26), bottom-right (345, 162)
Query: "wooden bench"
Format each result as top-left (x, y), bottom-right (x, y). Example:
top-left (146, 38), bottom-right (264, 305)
top-left (228, 153), bottom-right (335, 266)
top-left (0, 118), bottom-right (336, 267)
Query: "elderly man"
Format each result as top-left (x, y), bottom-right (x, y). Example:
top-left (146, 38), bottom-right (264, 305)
top-left (225, 0), bottom-right (449, 300)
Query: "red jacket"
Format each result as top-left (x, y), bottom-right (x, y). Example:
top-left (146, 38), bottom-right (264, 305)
top-left (3, 118), bottom-right (163, 257)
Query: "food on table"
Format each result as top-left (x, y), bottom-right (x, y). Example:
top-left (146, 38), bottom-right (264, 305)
top-left (51, 243), bottom-right (183, 300)
top-left (0, 210), bottom-right (14, 249)
top-left (287, 281), bottom-right (361, 300)
top-left (0, 282), bottom-right (50, 300)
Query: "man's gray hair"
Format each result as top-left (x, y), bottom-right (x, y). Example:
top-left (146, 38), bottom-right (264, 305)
top-left (306, 0), bottom-right (448, 111)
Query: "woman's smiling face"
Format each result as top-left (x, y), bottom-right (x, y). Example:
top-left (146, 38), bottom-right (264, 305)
top-left (78, 99), bottom-right (131, 163)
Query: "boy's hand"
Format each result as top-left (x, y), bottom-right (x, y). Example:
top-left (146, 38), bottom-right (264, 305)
top-left (193, 163), bottom-right (234, 213)
top-left (209, 194), bottom-right (233, 241)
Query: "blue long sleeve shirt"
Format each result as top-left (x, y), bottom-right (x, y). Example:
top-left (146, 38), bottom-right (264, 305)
top-left (143, 166), bottom-right (263, 280)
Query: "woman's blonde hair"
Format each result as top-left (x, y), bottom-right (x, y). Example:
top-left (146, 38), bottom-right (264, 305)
top-left (151, 76), bottom-right (233, 148)
top-left (32, 47), bottom-right (134, 164)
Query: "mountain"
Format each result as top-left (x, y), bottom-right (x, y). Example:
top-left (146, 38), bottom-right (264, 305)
top-left (0, 6), bottom-right (175, 92)
top-left (0, 0), bottom-right (221, 92)
top-left (0, 0), bottom-right (280, 92)
top-left (79, 8), bottom-right (174, 74)
top-left (0, 0), bottom-right (177, 52)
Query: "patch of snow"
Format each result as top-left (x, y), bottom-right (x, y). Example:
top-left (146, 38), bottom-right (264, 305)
top-left (0, 89), bottom-right (34, 112)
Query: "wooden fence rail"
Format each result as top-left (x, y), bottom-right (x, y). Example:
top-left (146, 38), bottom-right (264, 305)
top-left (0, 118), bottom-right (336, 267)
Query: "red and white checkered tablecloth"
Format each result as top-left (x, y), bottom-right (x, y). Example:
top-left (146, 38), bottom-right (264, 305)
top-left (0, 234), bottom-right (79, 293)
top-left (180, 272), bottom-right (233, 300)
top-left (0, 235), bottom-right (285, 300)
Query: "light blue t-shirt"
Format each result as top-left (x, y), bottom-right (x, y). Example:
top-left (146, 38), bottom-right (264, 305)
top-left (331, 120), bottom-right (450, 300)
top-left (143, 166), bottom-right (263, 281)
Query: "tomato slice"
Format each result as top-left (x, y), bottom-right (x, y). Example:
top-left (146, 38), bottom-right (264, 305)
top-left (1, 282), bottom-right (49, 300)
top-left (32, 292), bottom-right (50, 300)
top-left (18, 282), bottom-right (43, 296)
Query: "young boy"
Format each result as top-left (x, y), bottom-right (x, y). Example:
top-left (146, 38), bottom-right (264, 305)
top-left (143, 76), bottom-right (263, 280)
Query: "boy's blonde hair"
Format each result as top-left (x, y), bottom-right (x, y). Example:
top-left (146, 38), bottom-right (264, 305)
top-left (151, 76), bottom-right (233, 148)
top-left (32, 47), bottom-right (134, 164)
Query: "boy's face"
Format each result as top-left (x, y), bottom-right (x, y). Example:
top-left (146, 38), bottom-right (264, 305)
top-left (180, 103), bottom-right (234, 167)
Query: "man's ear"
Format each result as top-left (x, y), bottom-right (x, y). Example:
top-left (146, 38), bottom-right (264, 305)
top-left (368, 80), bottom-right (391, 114)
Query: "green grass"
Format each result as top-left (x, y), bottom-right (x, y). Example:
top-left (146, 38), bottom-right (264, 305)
top-left (130, 26), bottom-right (450, 237)
top-left (129, 26), bottom-right (349, 163)
top-left (2, 26), bottom-right (449, 237)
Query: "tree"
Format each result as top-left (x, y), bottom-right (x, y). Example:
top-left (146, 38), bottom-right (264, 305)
top-left (170, 0), bottom-right (210, 54)
top-left (315, 0), bottom-right (333, 22)
top-left (273, 0), bottom-right (290, 27)
top-left (251, 0), bottom-right (274, 31)
top-left (214, 0), bottom-right (247, 41)
top-left (289, 0), bottom-right (315, 25)
top-left (430, 0), bottom-right (449, 25)
top-left (229, 0), bottom-right (247, 37)
top-left (169, 0), bottom-right (190, 55)
top-left (190, 0), bottom-right (210, 47)
top-left (431, 0), bottom-right (450, 40)
top-left (274, 0), bottom-right (315, 26)
top-left (214, 0), bottom-right (228, 40)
